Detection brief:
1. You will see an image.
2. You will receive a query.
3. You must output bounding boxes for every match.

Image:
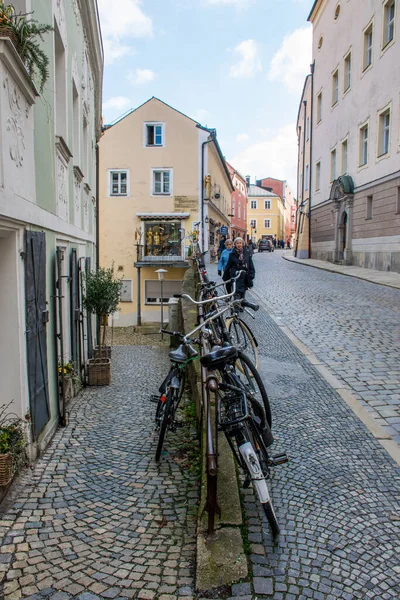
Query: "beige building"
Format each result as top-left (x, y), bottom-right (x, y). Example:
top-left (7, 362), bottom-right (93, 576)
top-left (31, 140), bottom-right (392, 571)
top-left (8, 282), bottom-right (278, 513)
top-left (247, 182), bottom-right (285, 243)
top-left (99, 97), bottom-right (232, 325)
top-left (303, 0), bottom-right (400, 272)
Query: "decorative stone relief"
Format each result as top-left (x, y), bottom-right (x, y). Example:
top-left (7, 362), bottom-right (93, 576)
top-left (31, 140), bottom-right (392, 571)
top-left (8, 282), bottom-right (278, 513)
top-left (4, 75), bottom-right (29, 167)
top-left (56, 152), bottom-right (68, 221)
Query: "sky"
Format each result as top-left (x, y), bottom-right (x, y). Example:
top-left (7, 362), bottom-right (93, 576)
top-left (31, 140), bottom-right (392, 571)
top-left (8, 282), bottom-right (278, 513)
top-left (98, 0), bottom-right (313, 194)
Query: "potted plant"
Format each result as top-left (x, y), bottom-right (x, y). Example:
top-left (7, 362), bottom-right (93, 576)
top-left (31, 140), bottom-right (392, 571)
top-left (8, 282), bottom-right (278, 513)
top-left (83, 265), bottom-right (122, 386)
top-left (58, 361), bottom-right (80, 403)
top-left (0, 402), bottom-right (25, 487)
top-left (0, 3), bottom-right (53, 93)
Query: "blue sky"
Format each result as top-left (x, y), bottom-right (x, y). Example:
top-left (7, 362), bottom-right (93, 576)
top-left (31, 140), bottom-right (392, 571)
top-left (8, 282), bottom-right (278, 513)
top-left (98, 0), bottom-right (312, 193)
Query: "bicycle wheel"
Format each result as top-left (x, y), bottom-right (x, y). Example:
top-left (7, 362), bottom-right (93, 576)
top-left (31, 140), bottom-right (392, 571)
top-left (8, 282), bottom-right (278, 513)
top-left (236, 350), bottom-right (271, 428)
top-left (227, 318), bottom-right (258, 369)
top-left (155, 388), bottom-right (175, 462)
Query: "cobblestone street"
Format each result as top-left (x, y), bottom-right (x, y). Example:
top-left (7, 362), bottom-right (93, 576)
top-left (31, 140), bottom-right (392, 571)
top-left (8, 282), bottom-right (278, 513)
top-left (0, 346), bottom-right (199, 600)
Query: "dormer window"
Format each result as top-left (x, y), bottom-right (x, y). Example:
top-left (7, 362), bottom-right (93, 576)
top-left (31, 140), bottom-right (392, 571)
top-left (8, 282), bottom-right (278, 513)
top-left (145, 122), bottom-right (164, 147)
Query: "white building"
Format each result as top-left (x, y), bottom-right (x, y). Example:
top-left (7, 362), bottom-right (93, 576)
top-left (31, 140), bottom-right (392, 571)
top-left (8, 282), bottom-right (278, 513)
top-left (0, 0), bottom-right (102, 461)
top-left (306, 0), bottom-right (400, 272)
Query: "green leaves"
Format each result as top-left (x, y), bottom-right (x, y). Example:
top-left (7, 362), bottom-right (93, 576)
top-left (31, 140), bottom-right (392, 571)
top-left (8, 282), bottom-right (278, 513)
top-left (83, 265), bottom-right (123, 318)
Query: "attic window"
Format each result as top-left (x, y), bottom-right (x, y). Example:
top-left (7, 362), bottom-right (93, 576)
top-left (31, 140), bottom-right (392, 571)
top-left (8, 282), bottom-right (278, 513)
top-left (318, 36), bottom-right (323, 49)
top-left (334, 4), bottom-right (340, 20)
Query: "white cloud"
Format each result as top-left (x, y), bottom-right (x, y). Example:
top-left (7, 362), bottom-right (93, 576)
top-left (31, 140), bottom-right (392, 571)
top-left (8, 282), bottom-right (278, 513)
top-left (268, 26), bottom-right (312, 94)
top-left (98, 0), bottom-right (152, 64)
top-left (229, 123), bottom-right (298, 192)
top-left (103, 97), bottom-right (132, 112)
top-left (229, 40), bottom-right (262, 79)
top-left (236, 133), bottom-right (249, 143)
top-left (127, 68), bottom-right (155, 85)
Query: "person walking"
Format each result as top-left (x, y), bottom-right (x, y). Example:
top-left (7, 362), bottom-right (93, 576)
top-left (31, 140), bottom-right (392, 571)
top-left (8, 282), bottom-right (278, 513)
top-left (223, 237), bottom-right (255, 298)
top-left (281, 239), bottom-right (285, 250)
top-left (217, 239), bottom-right (233, 276)
top-left (217, 235), bottom-right (226, 260)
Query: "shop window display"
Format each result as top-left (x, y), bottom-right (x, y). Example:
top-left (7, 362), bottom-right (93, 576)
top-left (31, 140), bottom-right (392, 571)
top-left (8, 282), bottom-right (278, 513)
top-left (144, 221), bottom-right (183, 257)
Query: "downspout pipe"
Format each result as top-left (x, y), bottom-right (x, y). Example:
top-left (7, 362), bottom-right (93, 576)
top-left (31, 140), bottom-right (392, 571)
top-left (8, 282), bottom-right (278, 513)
top-left (95, 141), bottom-right (100, 346)
top-left (295, 128), bottom-right (301, 257)
top-left (308, 61), bottom-right (315, 259)
top-left (201, 134), bottom-right (215, 253)
top-left (301, 100), bottom-right (307, 252)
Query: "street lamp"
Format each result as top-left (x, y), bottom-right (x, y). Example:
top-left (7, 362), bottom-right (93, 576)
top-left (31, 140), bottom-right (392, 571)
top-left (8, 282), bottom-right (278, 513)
top-left (155, 268), bottom-right (168, 338)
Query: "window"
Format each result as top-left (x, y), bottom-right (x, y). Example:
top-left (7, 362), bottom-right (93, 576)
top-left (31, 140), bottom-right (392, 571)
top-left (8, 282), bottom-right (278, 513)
top-left (264, 200), bottom-right (271, 210)
top-left (250, 200), bottom-right (257, 209)
top-left (306, 116), bottom-right (310, 140)
top-left (109, 170), bottom-right (128, 196)
top-left (305, 165), bottom-right (309, 191)
top-left (144, 221), bottom-right (183, 258)
top-left (334, 3), bottom-right (340, 20)
top-left (363, 24), bottom-right (373, 69)
top-left (264, 219), bottom-right (271, 228)
top-left (317, 91), bottom-right (322, 123)
top-left (250, 219), bottom-right (257, 228)
top-left (366, 195), bottom-right (373, 219)
top-left (232, 198), bottom-right (235, 216)
top-left (359, 123), bottom-right (369, 166)
top-left (330, 149), bottom-right (336, 181)
top-left (55, 22), bottom-right (66, 138)
top-left (145, 280), bottom-right (183, 305)
top-left (383, 0), bottom-right (395, 47)
top-left (332, 70), bottom-right (339, 105)
top-left (238, 202), bottom-right (241, 219)
top-left (152, 169), bottom-right (171, 195)
top-left (145, 123), bottom-right (164, 146)
top-left (344, 52), bottom-right (351, 91)
top-left (396, 187), bottom-right (400, 213)
top-left (315, 161), bottom-right (321, 191)
top-left (342, 139), bottom-right (348, 174)
top-left (378, 108), bottom-right (390, 156)
top-left (72, 80), bottom-right (79, 162)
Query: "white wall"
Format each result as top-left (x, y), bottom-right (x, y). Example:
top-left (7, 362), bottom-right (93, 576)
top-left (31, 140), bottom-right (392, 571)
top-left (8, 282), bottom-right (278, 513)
top-left (312, 0), bottom-right (400, 206)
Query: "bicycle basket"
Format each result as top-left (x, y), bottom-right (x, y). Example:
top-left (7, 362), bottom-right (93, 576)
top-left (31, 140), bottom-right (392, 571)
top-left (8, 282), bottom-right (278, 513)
top-left (218, 389), bottom-right (248, 427)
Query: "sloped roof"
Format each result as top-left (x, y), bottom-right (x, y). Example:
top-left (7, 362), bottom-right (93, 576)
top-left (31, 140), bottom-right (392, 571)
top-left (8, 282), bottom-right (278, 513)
top-left (103, 96), bottom-right (200, 129)
top-left (247, 184), bottom-right (279, 198)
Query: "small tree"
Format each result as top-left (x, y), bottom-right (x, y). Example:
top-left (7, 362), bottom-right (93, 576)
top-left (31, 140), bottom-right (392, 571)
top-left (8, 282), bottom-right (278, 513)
top-left (83, 265), bottom-right (122, 357)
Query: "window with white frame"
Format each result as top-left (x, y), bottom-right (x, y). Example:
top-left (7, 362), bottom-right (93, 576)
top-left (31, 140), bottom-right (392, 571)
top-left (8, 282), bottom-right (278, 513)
top-left (315, 161), bottom-right (321, 191)
top-left (145, 122), bottom-right (164, 146)
top-left (264, 200), bottom-right (271, 210)
top-left (317, 91), bottom-right (322, 122)
top-left (363, 23), bottom-right (373, 69)
top-left (145, 280), bottom-right (183, 305)
top-left (232, 198), bottom-right (235, 216)
top-left (250, 200), bottom-right (257, 209)
top-left (238, 202), bottom-right (241, 219)
top-left (383, 0), bottom-right (395, 47)
top-left (330, 149), bottom-right (337, 181)
top-left (109, 170), bottom-right (128, 196)
top-left (359, 123), bottom-right (369, 166)
top-left (152, 169), bottom-right (171, 195)
top-left (332, 70), bottom-right (339, 105)
top-left (305, 165), bottom-right (309, 191)
top-left (342, 139), bottom-right (348, 174)
top-left (366, 195), bottom-right (373, 219)
top-left (344, 51), bottom-right (351, 91)
top-left (378, 108), bottom-right (390, 156)
top-left (250, 219), bottom-right (257, 228)
top-left (306, 116), bottom-right (310, 141)
top-left (264, 219), bottom-right (271, 228)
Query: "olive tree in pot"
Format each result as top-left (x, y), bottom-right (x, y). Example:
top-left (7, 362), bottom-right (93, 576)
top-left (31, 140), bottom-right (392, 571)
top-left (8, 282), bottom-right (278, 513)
top-left (83, 265), bottom-right (122, 386)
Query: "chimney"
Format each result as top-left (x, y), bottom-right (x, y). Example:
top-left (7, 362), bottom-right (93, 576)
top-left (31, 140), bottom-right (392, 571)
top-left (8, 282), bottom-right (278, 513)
top-left (245, 175), bottom-right (250, 187)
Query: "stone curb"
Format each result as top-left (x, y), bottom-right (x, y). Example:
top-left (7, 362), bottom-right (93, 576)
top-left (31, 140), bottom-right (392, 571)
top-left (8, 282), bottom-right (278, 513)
top-left (179, 267), bottom-right (247, 593)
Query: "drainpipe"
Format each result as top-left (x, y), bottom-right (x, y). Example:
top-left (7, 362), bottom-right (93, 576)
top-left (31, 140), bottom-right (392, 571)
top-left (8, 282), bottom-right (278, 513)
top-left (295, 128), bottom-right (301, 257)
top-left (95, 141), bottom-right (100, 346)
top-left (308, 61), bottom-right (315, 259)
top-left (301, 101), bottom-right (307, 253)
top-left (136, 243), bottom-right (142, 326)
top-left (201, 134), bottom-right (215, 253)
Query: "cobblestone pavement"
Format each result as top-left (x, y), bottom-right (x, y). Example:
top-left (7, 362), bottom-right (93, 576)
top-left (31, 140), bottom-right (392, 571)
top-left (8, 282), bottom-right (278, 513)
top-left (0, 346), bottom-right (199, 600)
top-left (207, 261), bottom-right (400, 599)
top-left (247, 253), bottom-right (400, 445)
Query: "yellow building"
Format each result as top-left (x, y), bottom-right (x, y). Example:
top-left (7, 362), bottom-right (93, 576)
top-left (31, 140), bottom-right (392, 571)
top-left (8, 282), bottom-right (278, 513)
top-left (247, 183), bottom-right (285, 244)
top-left (99, 97), bottom-right (232, 325)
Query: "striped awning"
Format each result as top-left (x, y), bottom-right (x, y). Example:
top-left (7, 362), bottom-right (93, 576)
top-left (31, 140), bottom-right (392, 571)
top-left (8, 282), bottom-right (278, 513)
top-left (136, 213), bottom-right (190, 220)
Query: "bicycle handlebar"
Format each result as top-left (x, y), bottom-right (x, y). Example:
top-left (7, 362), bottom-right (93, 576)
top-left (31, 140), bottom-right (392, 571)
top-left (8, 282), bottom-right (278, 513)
top-left (174, 271), bottom-right (245, 305)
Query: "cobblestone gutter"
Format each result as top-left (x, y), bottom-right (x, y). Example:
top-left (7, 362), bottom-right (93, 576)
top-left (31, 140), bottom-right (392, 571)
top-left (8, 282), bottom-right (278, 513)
top-left (179, 267), bottom-right (247, 592)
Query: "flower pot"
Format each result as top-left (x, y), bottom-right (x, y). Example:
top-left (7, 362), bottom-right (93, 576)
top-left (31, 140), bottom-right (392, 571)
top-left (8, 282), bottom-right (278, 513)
top-left (93, 345), bottom-right (112, 359)
top-left (0, 26), bottom-right (19, 51)
top-left (64, 378), bottom-right (74, 402)
top-left (87, 358), bottom-right (111, 386)
top-left (0, 453), bottom-right (13, 487)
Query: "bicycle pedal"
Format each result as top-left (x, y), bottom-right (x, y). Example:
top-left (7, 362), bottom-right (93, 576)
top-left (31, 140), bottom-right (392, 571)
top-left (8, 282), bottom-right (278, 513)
top-left (269, 452), bottom-right (288, 466)
top-left (243, 477), bottom-right (251, 489)
top-left (150, 395), bottom-right (160, 404)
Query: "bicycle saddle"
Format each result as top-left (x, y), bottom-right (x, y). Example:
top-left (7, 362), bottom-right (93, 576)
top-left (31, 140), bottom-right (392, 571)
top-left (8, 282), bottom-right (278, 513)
top-left (169, 343), bottom-right (198, 363)
top-left (201, 345), bottom-right (238, 368)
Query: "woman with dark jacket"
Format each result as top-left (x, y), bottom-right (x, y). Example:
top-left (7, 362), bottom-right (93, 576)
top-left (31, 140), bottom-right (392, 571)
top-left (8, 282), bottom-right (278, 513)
top-left (223, 237), bottom-right (255, 298)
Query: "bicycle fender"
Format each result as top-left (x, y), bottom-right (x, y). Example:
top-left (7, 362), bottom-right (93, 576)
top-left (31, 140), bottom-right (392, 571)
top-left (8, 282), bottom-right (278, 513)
top-left (171, 375), bottom-right (181, 389)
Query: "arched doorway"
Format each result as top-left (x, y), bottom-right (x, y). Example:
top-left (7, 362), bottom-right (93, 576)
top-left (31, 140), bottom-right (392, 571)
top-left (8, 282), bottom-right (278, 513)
top-left (340, 211), bottom-right (347, 255)
top-left (329, 175), bottom-right (354, 264)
